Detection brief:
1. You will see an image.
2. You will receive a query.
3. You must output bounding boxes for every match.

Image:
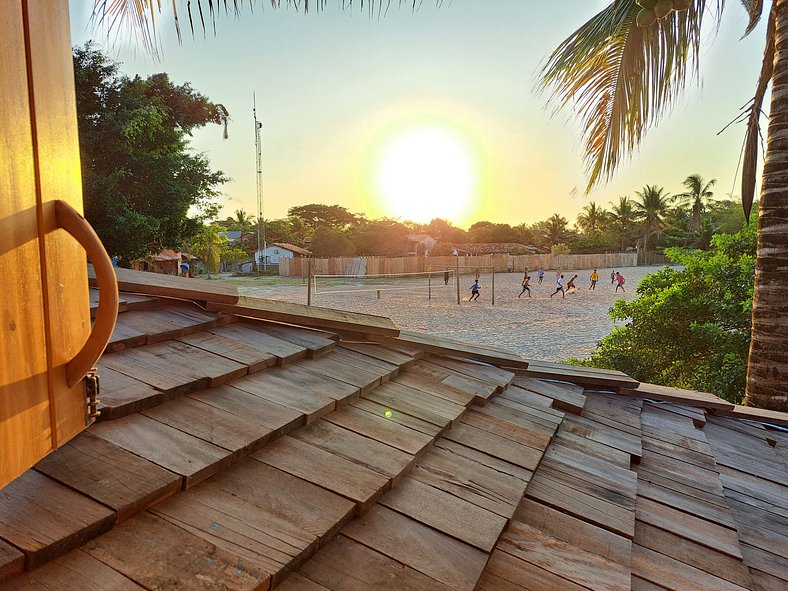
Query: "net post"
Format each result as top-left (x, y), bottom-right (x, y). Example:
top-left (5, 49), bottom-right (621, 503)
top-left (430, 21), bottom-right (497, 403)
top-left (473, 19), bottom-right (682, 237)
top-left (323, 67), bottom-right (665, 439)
top-left (455, 257), bottom-right (460, 304)
top-left (428, 273), bottom-right (431, 300)
top-left (307, 257), bottom-right (312, 306)
top-left (492, 270), bottom-right (495, 306)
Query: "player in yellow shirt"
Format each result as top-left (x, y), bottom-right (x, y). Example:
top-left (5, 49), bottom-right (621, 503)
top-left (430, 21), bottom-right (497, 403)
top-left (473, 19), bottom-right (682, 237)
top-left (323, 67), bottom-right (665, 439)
top-left (589, 269), bottom-right (599, 291)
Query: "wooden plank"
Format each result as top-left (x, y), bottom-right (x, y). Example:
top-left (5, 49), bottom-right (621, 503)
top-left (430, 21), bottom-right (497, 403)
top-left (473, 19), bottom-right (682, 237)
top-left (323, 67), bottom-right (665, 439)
top-left (641, 436), bottom-right (718, 471)
top-left (207, 295), bottom-right (399, 337)
top-left (366, 382), bottom-right (464, 427)
top-left (620, 382), bottom-right (734, 411)
top-left (405, 360), bottom-right (495, 404)
top-left (0, 471), bottom-right (115, 569)
top-left (636, 466), bottom-right (731, 509)
top-left (0, 539), bottom-right (24, 584)
top-left (186, 384), bottom-right (304, 435)
top-left (330, 347), bottom-right (400, 380)
top-left (381, 477), bottom-right (507, 552)
top-left (350, 397), bottom-right (443, 437)
top-left (339, 342), bottom-right (415, 367)
top-left (650, 403), bottom-right (707, 428)
top-left (377, 329), bottom-right (529, 368)
top-left (705, 422), bottom-right (787, 486)
top-left (252, 436), bottom-right (390, 512)
top-left (636, 478), bottom-right (737, 529)
top-left (177, 330), bottom-right (277, 373)
top-left (142, 396), bottom-right (275, 460)
top-left (514, 361), bottom-right (639, 390)
top-left (631, 544), bottom-right (752, 591)
top-left (634, 521), bottom-right (754, 588)
top-left (636, 497), bottom-right (743, 559)
top-left (583, 392), bottom-right (643, 431)
top-left (740, 543), bottom-right (788, 582)
top-left (727, 501), bottom-right (788, 560)
top-left (496, 384), bottom-right (555, 409)
top-left (290, 420), bottom-right (415, 480)
top-left (487, 395), bottom-right (564, 431)
top-left (94, 364), bottom-right (163, 420)
top-left (718, 466), bottom-right (788, 519)
top-left (6, 549), bottom-right (146, 591)
top-left (461, 408), bottom-right (552, 451)
top-left (553, 431), bottom-right (632, 469)
top-left (240, 320), bottom-right (336, 358)
top-left (278, 573), bottom-right (332, 591)
top-left (638, 449), bottom-right (726, 497)
top-left (114, 306), bottom-right (219, 344)
top-left (105, 319), bottom-right (148, 352)
top-left (89, 414), bottom-right (232, 488)
top-left (513, 377), bottom-right (586, 415)
top-left (89, 264), bottom-right (239, 303)
top-left (326, 404), bottom-right (434, 455)
top-left (151, 484), bottom-right (316, 582)
top-left (34, 431), bottom-right (180, 523)
top-left (269, 365), bottom-right (359, 406)
top-left (293, 353), bottom-right (382, 394)
top-left (433, 438), bottom-right (533, 482)
top-left (298, 534), bottom-right (454, 591)
top-left (513, 498), bottom-right (631, 567)
top-left (119, 292), bottom-right (159, 311)
top-left (83, 512), bottom-right (266, 591)
top-left (342, 505), bottom-right (488, 591)
top-left (707, 416), bottom-right (774, 446)
top-left (426, 356), bottom-right (515, 390)
top-left (209, 323), bottom-right (307, 364)
top-left (411, 445), bottom-right (528, 518)
top-left (393, 372), bottom-right (476, 407)
top-left (749, 569), bottom-right (788, 591)
top-left (444, 421), bottom-right (544, 471)
top-left (525, 470), bottom-right (635, 538)
top-left (724, 404), bottom-right (788, 428)
top-left (230, 370), bottom-right (336, 424)
top-left (99, 340), bottom-right (248, 396)
top-left (498, 521), bottom-right (630, 591)
top-left (208, 459), bottom-right (355, 543)
top-left (562, 414), bottom-right (642, 460)
top-left (478, 549), bottom-right (589, 591)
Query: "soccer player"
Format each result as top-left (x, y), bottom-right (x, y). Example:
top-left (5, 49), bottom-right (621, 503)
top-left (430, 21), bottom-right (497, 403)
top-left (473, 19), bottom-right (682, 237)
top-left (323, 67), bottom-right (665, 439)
top-left (550, 275), bottom-right (565, 299)
top-left (589, 269), bottom-right (598, 290)
top-left (537, 267), bottom-right (545, 284)
top-left (469, 280), bottom-right (481, 301)
top-left (615, 272), bottom-right (626, 293)
top-left (518, 275), bottom-right (532, 298)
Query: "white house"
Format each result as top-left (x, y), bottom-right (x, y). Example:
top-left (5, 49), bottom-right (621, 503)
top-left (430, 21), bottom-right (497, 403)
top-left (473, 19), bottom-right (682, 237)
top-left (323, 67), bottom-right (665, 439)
top-left (256, 242), bottom-right (312, 265)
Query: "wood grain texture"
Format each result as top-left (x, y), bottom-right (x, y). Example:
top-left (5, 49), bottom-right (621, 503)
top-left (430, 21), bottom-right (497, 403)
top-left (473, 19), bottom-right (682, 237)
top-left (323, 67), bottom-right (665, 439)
top-left (291, 353), bottom-right (382, 394)
top-left (240, 321), bottom-right (336, 358)
top-left (324, 404), bottom-right (434, 455)
top-left (207, 296), bottom-right (398, 336)
top-left (230, 370), bottom-right (335, 424)
top-left (83, 512), bottom-right (266, 591)
top-left (3, 549), bottom-right (145, 591)
top-left (89, 265), bottom-right (239, 303)
top-left (512, 377), bottom-right (586, 415)
top-left (426, 356), bottom-right (515, 390)
top-left (0, 471), bottom-right (115, 569)
top-left (297, 534), bottom-right (454, 591)
top-left (477, 549), bottom-right (589, 591)
top-left (94, 364), bottom-right (163, 420)
top-left (444, 421), bottom-right (544, 471)
top-left (89, 414), bottom-right (232, 488)
top-left (339, 342), bottom-right (415, 368)
top-left (0, 539), bottom-right (24, 584)
top-left (209, 323), bottom-right (307, 364)
top-left (34, 431), bottom-right (180, 523)
top-left (620, 382), bottom-right (734, 411)
top-left (342, 505), bottom-right (488, 591)
top-left (631, 544), bottom-right (752, 591)
top-left (177, 330), bottom-right (277, 373)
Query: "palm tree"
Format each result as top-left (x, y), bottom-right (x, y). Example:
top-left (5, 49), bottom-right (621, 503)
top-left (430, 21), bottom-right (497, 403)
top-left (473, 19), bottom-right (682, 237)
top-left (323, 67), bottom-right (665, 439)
top-left (634, 185), bottom-right (670, 263)
top-left (536, 213), bottom-right (573, 247)
top-left (609, 196), bottom-right (637, 252)
top-left (674, 174), bottom-right (716, 244)
top-left (576, 202), bottom-right (609, 235)
top-left (541, 1), bottom-right (785, 410)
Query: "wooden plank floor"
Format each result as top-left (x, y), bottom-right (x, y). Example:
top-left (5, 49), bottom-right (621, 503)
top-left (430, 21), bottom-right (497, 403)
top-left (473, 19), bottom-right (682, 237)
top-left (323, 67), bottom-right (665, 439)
top-left (94, 364), bottom-right (163, 420)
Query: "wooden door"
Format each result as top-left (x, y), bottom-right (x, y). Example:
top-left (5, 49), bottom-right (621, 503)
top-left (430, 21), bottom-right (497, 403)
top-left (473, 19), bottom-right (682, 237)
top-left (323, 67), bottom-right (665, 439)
top-left (0, 0), bottom-right (96, 488)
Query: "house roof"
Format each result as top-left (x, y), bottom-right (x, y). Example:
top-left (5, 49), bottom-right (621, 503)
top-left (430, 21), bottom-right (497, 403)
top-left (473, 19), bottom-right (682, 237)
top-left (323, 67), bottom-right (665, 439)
top-left (1, 267), bottom-right (786, 590)
top-left (270, 242), bottom-right (312, 256)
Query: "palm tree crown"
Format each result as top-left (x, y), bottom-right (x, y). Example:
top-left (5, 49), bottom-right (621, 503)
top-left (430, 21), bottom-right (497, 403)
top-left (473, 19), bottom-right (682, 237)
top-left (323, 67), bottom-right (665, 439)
top-left (576, 202), bottom-right (609, 235)
top-left (674, 173), bottom-right (716, 231)
top-left (634, 185), bottom-right (671, 254)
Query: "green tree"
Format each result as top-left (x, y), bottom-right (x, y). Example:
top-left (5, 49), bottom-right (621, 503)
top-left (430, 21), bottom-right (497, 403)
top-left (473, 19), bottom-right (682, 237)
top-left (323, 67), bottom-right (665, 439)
top-left (540, 1), bottom-right (786, 409)
top-left (609, 196), bottom-right (637, 251)
top-left (187, 224), bottom-right (226, 278)
top-left (674, 174), bottom-right (716, 244)
top-left (533, 214), bottom-right (574, 248)
top-left (634, 185), bottom-right (671, 257)
top-left (467, 221), bottom-right (518, 244)
top-left (351, 218), bottom-right (410, 256)
top-left (311, 227), bottom-right (354, 257)
top-left (575, 227), bottom-right (756, 403)
top-left (74, 43), bottom-right (228, 264)
top-left (288, 204), bottom-right (357, 231)
top-left (576, 202), bottom-right (609, 235)
top-left (423, 218), bottom-right (467, 243)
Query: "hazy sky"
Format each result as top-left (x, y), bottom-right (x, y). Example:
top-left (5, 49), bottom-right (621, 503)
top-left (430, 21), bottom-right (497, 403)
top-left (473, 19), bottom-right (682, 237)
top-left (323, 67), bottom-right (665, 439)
top-left (68, 2), bottom-right (766, 229)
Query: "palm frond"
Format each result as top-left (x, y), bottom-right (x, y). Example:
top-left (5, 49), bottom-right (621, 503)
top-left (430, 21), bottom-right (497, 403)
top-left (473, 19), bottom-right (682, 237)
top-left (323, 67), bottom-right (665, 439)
top-left (739, 0), bottom-right (764, 36)
top-left (540, 0), bottom-right (723, 193)
top-left (91, 1), bottom-right (427, 54)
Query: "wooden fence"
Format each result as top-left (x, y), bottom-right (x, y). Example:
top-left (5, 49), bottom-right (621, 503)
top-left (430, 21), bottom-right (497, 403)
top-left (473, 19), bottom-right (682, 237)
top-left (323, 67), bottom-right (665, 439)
top-left (280, 252), bottom-right (639, 277)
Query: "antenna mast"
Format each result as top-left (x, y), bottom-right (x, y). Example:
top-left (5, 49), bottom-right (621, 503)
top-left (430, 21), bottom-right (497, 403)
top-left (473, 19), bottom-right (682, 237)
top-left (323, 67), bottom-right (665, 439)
top-left (253, 93), bottom-right (266, 272)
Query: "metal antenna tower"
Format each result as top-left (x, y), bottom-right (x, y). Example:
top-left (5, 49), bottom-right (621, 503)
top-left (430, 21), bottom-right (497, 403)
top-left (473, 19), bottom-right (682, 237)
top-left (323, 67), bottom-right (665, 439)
top-left (253, 93), bottom-right (266, 272)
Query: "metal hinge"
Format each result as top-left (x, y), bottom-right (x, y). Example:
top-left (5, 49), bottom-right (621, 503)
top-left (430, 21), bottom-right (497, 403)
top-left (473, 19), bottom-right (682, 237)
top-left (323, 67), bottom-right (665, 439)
top-left (84, 369), bottom-right (101, 426)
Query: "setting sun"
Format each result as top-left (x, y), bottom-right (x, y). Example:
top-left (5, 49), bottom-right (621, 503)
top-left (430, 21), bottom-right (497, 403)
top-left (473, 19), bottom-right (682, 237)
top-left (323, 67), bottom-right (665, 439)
top-left (373, 127), bottom-right (478, 224)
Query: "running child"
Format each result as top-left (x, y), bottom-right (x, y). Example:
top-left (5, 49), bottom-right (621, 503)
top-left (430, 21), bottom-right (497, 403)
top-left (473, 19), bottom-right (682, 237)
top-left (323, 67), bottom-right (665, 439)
top-left (518, 275), bottom-right (531, 298)
top-left (469, 280), bottom-right (481, 301)
top-left (550, 274), bottom-right (565, 299)
top-left (615, 272), bottom-right (626, 293)
top-left (565, 274), bottom-right (578, 294)
top-left (589, 269), bottom-right (598, 290)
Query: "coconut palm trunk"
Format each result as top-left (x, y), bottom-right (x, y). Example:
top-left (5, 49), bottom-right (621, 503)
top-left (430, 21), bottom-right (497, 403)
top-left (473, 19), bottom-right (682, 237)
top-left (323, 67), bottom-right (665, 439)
top-left (746, 0), bottom-right (788, 410)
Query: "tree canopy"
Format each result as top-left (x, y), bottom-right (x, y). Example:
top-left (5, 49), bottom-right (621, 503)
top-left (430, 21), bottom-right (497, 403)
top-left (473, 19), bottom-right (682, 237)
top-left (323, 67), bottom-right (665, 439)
top-left (74, 43), bottom-right (228, 264)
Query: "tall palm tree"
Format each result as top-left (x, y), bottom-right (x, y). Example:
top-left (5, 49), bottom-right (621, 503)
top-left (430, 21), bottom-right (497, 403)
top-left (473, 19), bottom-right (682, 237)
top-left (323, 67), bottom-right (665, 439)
top-left (576, 202), bottom-right (609, 235)
top-left (634, 185), bottom-right (670, 262)
top-left (609, 196), bottom-right (637, 252)
top-left (674, 174), bottom-right (716, 244)
top-left (541, 1), bottom-right (786, 410)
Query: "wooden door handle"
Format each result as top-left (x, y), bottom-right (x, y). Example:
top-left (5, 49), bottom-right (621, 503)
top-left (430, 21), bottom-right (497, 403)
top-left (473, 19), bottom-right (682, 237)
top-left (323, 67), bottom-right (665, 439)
top-left (53, 200), bottom-right (118, 387)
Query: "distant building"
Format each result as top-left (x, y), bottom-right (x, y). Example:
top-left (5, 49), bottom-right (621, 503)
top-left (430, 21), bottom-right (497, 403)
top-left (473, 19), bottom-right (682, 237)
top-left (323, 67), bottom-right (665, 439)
top-left (132, 249), bottom-right (196, 274)
top-left (218, 231), bottom-right (252, 246)
top-left (256, 242), bottom-right (312, 265)
top-left (403, 234), bottom-right (438, 256)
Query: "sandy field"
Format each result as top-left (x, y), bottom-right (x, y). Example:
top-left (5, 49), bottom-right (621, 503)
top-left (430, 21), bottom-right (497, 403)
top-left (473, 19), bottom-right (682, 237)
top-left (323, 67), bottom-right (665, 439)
top-left (235, 265), bottom-right (669, 362)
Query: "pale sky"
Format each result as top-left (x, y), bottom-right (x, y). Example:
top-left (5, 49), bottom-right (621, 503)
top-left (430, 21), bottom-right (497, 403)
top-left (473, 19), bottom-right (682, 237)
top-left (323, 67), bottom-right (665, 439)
top-left (68, 2), bottom-right (766, 229)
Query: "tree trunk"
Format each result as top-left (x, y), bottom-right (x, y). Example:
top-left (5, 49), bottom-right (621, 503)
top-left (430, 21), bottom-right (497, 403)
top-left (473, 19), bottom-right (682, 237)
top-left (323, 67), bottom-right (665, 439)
top-left (746, 0), bottom-right (788, 410)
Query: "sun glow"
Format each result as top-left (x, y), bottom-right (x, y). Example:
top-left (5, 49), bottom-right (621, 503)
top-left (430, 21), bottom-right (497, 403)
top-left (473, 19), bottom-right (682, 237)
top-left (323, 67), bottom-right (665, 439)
top-left (373, 127), bottom-right (478, 224)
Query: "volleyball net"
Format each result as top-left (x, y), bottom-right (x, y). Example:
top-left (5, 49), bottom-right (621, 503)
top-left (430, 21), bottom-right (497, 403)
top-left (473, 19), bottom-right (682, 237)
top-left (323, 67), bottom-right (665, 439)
top-left (312, 269), bottom-right (457, 296)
